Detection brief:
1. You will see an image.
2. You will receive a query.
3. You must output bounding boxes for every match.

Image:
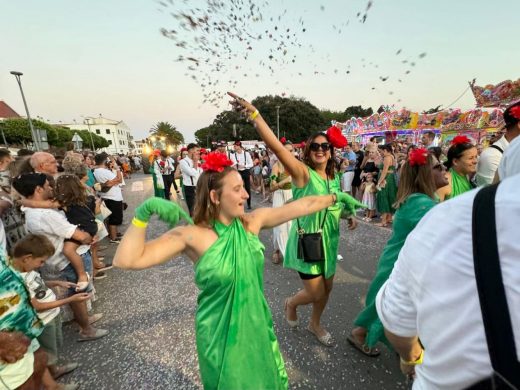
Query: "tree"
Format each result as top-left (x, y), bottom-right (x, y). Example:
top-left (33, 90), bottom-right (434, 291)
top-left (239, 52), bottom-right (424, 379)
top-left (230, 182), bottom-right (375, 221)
top-left (150, 121), bottom-right (184, 146)
top-left (344, 105), bottom-right (373, 119)
top-left (320, 109), bottom-right (350, 125)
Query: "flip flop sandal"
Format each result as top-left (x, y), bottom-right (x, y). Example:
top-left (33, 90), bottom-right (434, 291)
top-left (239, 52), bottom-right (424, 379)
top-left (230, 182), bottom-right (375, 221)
top-left (346, 334), bottom-right (381, 357)
top-left (284, 298), bottom-right (298, 328)
top-left (307, 326), bottom-right (335, 347)
top-left (75, 273), bottom-right (91, 292)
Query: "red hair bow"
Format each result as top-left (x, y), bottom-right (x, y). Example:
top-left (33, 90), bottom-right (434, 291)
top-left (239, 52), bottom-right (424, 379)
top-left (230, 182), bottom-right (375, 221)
top-left (201, 152), bottom-right (233, 172)
top-left (326, 126), bottom-right (348, 148)
top-left (280, 137), bottom-right (287, 145)
top-left (451, 135), bottom-right (471, 146)
top-left (509, 105), bottom-right (520, 120)
top-left (409, 148), bottom-right (428, 167)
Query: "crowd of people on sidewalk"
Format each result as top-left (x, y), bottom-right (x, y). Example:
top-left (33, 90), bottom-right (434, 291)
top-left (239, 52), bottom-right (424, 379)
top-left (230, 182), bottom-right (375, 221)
top-left (0, 149), bottom-right (136, 389)
top-left (1, 98), bottom-right (519, 389)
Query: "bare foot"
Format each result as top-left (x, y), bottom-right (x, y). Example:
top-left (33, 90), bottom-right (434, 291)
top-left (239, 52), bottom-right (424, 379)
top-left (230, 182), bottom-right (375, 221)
top-left (285, 298), bottom-right (298, 323)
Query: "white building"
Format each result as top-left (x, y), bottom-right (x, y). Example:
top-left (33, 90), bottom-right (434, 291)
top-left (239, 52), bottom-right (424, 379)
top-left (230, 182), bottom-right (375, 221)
top-left (65, 115), bottom-right (134, 154)
top-left (133, 140), bottom-right (146, 155)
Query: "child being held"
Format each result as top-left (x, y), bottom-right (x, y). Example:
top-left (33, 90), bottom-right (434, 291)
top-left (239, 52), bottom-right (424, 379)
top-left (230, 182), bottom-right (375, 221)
top-left (11, 234), bottom-right (89, 382)
top-left (54, 174), bottom-right (99, 291)
top-left (360, 172), bottom-right (377, 222)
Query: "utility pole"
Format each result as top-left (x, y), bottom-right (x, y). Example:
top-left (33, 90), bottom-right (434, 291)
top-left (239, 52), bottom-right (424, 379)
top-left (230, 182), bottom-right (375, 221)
top-left (276, 105), bottom-right (280, 139)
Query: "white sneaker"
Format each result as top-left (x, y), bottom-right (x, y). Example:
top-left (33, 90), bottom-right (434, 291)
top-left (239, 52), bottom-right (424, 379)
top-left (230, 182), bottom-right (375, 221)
top-left (337, 255), bottom-right (344, 261)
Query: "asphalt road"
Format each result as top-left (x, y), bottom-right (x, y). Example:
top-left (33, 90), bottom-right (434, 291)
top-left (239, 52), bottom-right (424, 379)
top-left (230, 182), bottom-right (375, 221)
top-left (60, 173), bottom-right (407, 390)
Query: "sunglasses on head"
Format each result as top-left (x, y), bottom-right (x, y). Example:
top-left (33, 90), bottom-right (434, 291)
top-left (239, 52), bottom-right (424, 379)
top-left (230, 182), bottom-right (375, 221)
top-left (309, 142), bottom-right (331, 152)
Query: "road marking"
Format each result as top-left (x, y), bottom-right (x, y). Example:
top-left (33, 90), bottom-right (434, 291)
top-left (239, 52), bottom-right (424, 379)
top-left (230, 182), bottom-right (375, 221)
top-left (131, 181), bottom-right (144, 192)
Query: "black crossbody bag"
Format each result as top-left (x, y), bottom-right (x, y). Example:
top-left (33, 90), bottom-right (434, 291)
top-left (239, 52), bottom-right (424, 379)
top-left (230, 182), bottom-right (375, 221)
top-left (296, 179), bottom-right (329, 263)
top-left (466, 183), bottom-right (520, 390)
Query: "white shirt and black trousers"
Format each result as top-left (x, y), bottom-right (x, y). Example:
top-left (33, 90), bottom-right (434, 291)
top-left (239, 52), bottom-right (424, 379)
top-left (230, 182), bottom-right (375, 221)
top-left (230, 150), bottom-right (253, 209)
top-left (161, 157), bottom-right (176, 200)
top-left (179, 156), bottom-right (201, 216)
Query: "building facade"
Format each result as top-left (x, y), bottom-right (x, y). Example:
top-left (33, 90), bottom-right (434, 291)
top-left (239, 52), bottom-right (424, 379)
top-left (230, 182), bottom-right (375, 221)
top-left (66, 115), bottom-right (134, 154)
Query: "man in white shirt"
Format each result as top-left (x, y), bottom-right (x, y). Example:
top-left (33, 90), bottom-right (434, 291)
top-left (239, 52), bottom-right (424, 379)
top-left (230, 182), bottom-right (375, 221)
top-left (179, 143), bottom-right (202, 215)
top-left (93, 153), bottom-right (124, 243)
top-left (229, 141), bottom-right (253, 209)
top-left (476, 101), bottom-right (520, 186)
top-left (420, 131), bottom-right (436, 149)
top-left (159, 150), bottom-right (176, 201)
top-left (12, 173), bottom-right (109, 342)
top-left (376, 171), bottom-right (520, 389)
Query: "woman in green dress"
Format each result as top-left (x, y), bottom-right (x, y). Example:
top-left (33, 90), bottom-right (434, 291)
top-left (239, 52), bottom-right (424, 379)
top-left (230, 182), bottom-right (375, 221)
top-left (376, 144), bottom-right (398, 227)
top-left (114, 151), bottom-right (360, 390)
top-left (437, 135), bottom-right (477, 201)
top-left (348, 150), bottom-right (449, 356)
top-left (228, 93), bottom-right (363, 347)
top-left (149, 150), bottom-right (165, 198)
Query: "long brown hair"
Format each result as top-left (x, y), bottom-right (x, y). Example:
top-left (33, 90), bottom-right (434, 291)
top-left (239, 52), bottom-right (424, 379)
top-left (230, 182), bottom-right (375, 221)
top-left (393, 154), bottom-right (437, 209)
top-left (193, 167), bottom-right (236, 226)
top-left (55, 174), bottom-right (87, 208)
top-left (302, 132), bottom-right (336, 179)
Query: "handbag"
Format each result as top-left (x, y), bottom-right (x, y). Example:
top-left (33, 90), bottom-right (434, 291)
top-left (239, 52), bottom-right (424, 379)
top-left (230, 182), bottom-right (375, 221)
top-left (296, 179), bottom-right (329, 263)
top-left (98, 201), bottom-right (112, 221)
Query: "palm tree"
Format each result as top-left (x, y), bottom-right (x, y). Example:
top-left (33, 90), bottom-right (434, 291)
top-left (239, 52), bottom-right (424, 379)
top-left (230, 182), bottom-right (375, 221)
top-left (150, 121), bottom-right (185, 146)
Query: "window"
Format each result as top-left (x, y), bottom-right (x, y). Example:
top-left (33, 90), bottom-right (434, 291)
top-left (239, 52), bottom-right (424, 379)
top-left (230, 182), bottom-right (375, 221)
top-left (105, 129), bottom-right (110, 134)
top-left (95, 129), bottom-right (100, 134)
top-left (108, 140), bottom-right (112, 145)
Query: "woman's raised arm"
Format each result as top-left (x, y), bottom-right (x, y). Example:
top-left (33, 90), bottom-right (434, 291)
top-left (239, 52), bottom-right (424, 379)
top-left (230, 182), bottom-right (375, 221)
top-left (228, 92), bottom-right (309, 187)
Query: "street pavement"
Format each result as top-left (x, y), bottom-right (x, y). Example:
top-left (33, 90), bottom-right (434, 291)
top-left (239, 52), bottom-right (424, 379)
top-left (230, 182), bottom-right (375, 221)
top-left (60, 173), bottom-right (408, 390)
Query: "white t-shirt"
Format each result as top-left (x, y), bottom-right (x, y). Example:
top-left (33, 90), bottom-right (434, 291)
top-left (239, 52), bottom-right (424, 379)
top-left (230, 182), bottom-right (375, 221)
top-left (23, 207), bottom-right (77, 273)
top-left (230, 150), bottom-right (253, 171)
top-left (475, 135), bottom-right (509, 186)
top-left (20, 271), bottom-right (60, 325)
top-left (93, 167), bottom-right (123, 201)
top-left (376, 174), bottom-right (520, 389)
top-left (179, 157), bottom-right (202, 187)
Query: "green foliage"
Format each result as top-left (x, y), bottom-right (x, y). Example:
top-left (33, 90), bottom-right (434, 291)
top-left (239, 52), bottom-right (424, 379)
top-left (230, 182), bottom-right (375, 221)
top-left (193, 96), bottom-right (374, 145)
top-left (150, 121), bottom-right (184, 145)
top-left (0, 118), bottom-right (108, 150)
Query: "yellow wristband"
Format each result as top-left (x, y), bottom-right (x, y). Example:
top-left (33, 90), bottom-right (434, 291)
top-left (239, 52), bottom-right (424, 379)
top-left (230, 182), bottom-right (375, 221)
top-left (132, 218), bottom-right (148, 228)
top-left (400, 349), bottom-right (424, 366)
top-left (249, 110), bottom-right (259, 121)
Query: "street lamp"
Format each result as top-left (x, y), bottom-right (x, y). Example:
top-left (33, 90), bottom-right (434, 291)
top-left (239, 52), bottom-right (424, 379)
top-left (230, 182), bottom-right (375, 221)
top-left (10, 71), bottom-right (40, 150)
top-left (82, 117), bottom-right (96, 151)
top-left (276, 105), bottom-right (280, 139)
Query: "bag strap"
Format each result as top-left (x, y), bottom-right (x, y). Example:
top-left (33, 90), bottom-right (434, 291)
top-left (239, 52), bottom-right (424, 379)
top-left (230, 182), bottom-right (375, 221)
top-left (296, 178), bottom-right (329, 234)
top-left (489, 145), bottom-right (504, 154)
top-left (472, 183), bottom-right (520, 388)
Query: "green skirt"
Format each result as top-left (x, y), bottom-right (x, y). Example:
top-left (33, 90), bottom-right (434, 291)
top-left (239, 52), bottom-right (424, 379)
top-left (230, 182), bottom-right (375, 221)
top-left (376, 172), bottom-right (397, 214)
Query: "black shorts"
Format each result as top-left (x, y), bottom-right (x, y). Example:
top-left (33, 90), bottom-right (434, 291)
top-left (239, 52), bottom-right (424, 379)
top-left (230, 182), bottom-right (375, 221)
top-left (103, 199), bottom-right (123, 226)
top-left (298, 272), bottom-right (325, 280)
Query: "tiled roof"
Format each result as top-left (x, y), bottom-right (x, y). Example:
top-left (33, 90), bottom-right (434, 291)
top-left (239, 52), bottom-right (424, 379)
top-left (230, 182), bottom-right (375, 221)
top-left (0, 101), bottom-right (21, 119)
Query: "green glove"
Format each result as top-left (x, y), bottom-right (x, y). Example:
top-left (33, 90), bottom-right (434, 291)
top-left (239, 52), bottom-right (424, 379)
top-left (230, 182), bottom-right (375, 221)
top-left (135, 197), bottom-right (193, 227)
top-left (334, 191), bottom-right (367, 218)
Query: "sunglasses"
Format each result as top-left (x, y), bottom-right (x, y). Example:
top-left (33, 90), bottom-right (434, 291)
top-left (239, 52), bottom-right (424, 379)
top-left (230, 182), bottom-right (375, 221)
top-left (309, 142), bottom-right (331, 152)
top-left (433, 163), bottom-right (444, 171)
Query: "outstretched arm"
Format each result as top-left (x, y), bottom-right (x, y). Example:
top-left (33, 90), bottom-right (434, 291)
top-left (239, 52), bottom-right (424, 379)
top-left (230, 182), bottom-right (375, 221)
top-left (114, 224), bottom-right (187, 270)
top-left (228, 92), bottom-right (309, 187)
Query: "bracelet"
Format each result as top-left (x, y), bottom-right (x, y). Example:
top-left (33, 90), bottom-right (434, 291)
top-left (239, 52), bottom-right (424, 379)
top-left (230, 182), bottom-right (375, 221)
top-left (132, 218), bottom-right (148, 228)
top-left (249, 110), bottom-right (259, 121)
top-left (400, 349), bottom-right (424, 366)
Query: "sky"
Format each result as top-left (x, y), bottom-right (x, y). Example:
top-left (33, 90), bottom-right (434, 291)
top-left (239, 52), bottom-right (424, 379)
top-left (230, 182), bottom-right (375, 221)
top-left (1, 0), bottom-right (519, 143)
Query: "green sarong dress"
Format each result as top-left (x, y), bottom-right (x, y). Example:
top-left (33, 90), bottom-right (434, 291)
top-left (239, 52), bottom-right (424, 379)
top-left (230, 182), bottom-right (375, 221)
top-left (149, 162), bottom-right (165, 198)
top-left (376, 163), bottom-right (398, 214)
top-left (194, 219), bottom-right (288, 390)
top-left (446, 168), bottom-right (473, 200)
top-left (353, 193), bottom-right (436, 348)
top-left (284, 168), bottom-right (342, 278)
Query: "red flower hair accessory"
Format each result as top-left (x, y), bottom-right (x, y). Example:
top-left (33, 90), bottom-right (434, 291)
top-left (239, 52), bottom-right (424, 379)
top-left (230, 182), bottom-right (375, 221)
top-left (280, 136), bottom-right (287, 145)
top-left (201, 152), bottom-right (233, 173)
top-left (326, 126), bottom-right (348, 148)
top-left (509, 105), bottom-right (520, 120)
top-left (451, 135), bottom-right (471, 146)
top-left (408, 148), bottom-right (428, 167)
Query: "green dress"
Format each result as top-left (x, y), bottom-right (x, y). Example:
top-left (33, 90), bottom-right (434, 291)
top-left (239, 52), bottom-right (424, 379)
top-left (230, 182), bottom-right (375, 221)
top-left (284, 168), bottom-right (342, 278)
top-left (446, 168), bottom-right (473, 200)
top-left (354, 193), bottom-right (436, 348)
top-left (149, 162), bottom-right (165, 198)
top-left (194, 219), bottom-right (288, 390)
top-left (376, 163), bottom-right (398, 214)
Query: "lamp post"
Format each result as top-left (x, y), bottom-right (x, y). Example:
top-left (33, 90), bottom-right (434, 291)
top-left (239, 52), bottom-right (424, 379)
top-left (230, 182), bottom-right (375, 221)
top-left (10, 71), bottom-right (40, 151)
top-left (83, 117), bottom-right (96, 151)
top-left (276, 105), bottom-right (280, 139)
